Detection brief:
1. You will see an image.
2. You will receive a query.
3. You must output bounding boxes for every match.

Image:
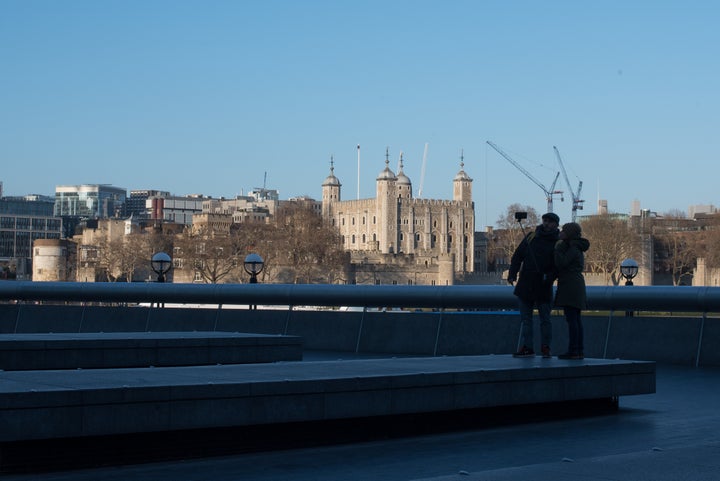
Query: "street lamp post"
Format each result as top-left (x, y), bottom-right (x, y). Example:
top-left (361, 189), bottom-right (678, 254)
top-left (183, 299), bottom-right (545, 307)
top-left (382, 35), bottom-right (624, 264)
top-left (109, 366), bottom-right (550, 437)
top-left (243, 253), bottom-right (264, 310)
top-left (620, 258), bottom-right (639, 286)
top-left (150, 251), bottom-right (172, 309)
top-left (620, 258), bottom-right (639, 317)
top-left (243, 253), bottom-right (264, 284)
top-left (151, 252), bottom-right (172, 283)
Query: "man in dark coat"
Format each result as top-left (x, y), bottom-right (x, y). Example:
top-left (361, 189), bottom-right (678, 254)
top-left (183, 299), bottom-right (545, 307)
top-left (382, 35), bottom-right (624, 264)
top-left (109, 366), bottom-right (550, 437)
top-left (507, 212), bottom-right (560, 358)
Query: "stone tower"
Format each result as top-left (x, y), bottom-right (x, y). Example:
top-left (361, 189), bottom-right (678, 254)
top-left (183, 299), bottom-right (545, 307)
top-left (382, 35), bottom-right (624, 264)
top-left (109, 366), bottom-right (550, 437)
top-left (453, 151), bottom-right (472, 203)
top-left (321, 157), bottom-right (341, 219)
top-left (376, 148), bottom-right (398, 254)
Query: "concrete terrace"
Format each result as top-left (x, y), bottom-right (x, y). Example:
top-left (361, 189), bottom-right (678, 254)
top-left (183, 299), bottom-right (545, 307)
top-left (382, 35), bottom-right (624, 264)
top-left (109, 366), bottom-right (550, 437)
top-left (2, 282), bottom-right (720, 479)
top-left (1, 361), bottom-right (718, 481)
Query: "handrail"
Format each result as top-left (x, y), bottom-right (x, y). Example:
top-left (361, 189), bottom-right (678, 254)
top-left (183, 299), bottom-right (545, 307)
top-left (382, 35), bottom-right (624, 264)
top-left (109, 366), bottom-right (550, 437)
top-left (2, 282), bottom-right (720, 313)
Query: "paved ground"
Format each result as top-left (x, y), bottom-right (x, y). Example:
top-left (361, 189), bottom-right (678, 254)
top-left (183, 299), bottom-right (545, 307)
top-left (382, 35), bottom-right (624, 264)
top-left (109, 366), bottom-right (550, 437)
top-left (4, 359), bottom-right (719, 481)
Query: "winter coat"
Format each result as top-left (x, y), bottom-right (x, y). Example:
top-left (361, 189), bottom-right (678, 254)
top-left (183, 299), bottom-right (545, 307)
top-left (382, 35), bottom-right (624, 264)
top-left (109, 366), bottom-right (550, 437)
top-left (554, 237), bottom-right (590, 309)
top-left (508, 225), bottom-right (559, 303)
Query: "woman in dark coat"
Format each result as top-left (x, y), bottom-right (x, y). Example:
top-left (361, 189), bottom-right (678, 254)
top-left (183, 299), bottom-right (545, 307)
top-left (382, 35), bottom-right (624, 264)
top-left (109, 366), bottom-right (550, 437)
top-left (554, 222), bottom-right (590, 359)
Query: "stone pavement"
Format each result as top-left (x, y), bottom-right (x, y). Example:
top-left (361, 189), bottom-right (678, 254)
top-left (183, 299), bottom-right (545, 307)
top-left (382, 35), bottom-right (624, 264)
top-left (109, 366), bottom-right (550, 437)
top-left (0, 354), bottom-right (652, 446)
top-left (3, 360), bottom-right (714, 480)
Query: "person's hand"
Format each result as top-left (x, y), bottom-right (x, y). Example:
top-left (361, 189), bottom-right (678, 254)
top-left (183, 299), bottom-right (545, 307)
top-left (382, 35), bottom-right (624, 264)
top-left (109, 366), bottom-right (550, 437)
top-left (507, 274), bottom-right (516, 285)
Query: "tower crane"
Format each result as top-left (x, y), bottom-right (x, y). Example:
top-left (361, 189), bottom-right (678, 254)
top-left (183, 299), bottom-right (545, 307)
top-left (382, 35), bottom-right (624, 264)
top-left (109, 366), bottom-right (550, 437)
top-left (553, 146), bottom-right (584, 222)
top-left (486, 140), bottom-right (563, 213)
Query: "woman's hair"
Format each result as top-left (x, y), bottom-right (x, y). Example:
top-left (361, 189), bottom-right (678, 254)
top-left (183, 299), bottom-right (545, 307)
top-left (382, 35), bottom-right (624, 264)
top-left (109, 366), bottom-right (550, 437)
top-left (562, 222), bottom-right (582, 239)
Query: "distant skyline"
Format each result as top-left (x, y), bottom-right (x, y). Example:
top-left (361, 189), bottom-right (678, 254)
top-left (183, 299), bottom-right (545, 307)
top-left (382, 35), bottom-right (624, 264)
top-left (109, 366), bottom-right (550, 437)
top-left (2, 1), bottom-right (718, 227)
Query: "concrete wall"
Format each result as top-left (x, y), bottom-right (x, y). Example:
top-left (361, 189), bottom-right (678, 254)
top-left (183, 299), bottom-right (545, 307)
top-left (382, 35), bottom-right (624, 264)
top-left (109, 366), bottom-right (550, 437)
top-left (0, 304), bottom-right (717, 366)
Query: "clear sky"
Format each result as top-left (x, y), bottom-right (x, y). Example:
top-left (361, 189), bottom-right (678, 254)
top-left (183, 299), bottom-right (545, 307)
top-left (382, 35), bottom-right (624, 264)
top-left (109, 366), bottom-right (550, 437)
top-left (2, 0), bottom-right (718, 227)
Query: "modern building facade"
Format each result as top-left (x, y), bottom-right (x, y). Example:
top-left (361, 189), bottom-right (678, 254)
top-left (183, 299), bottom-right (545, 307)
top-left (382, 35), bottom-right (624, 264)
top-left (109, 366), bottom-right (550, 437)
top-left (1, 195), bottom-right (62, 280)
top-left (148, 194), bottom-right (205, 225)
top-left (54, 185), bottom-right (127, 218)
top-left (126, 189), bottom-right (171, 219)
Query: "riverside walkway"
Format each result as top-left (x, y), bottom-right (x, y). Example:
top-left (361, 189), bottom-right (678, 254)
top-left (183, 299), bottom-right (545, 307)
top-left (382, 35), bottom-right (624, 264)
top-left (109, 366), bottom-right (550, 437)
top-left (2, 282), bottom-right (719, 479)
top-left (1, 360), bottom-right (717, 481)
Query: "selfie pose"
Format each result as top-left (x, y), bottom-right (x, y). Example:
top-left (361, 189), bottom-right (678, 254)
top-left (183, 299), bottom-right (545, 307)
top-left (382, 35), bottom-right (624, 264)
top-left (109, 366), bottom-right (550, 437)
top-left (507, 212), bottom-right (560, 358)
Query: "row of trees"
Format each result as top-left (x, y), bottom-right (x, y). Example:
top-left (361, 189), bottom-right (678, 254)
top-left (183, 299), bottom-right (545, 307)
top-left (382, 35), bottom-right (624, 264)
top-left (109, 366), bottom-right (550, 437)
top-left (90, 204), bottom-right (349, 284)
top-left (489, 204), bottom-right (720, 286)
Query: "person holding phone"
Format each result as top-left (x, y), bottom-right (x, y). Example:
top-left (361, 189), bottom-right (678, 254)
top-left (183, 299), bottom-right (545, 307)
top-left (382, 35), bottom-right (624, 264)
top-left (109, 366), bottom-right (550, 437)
top-left (507, 212), bottom-right (560, 358)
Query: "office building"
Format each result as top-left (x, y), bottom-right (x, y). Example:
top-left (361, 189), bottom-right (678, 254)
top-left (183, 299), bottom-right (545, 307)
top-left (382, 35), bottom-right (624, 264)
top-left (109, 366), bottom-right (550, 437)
top-left (54, 184), bottom-right (127, 218)
top-left (1, 195), bottom-right (62, 280)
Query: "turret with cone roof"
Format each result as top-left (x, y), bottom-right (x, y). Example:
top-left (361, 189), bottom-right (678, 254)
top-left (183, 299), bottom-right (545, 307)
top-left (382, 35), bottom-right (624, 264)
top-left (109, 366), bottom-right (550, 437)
top-left (453, 149), bottom-right (473, 203)
top-left (395, 153), bottom-right (412, 199)
top-left (321, 156), bottom-right (341, 218)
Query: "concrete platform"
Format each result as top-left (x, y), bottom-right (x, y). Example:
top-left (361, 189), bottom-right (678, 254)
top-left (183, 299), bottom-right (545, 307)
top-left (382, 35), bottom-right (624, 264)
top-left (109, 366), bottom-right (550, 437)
top-left (0, 355), bottom-right (654, 445)
top-left (3, 364), bottom-right (715, 481)
top-left (0, 332), bottom-right (303, 370)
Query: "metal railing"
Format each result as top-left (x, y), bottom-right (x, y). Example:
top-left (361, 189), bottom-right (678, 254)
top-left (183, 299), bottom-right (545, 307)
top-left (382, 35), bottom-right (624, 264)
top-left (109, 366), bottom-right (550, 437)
top-left (2, 281), bottom-right (720, 313)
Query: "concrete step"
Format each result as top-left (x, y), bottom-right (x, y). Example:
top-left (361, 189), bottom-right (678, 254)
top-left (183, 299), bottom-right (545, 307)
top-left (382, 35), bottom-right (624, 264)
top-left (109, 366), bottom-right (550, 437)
top-left (0, 355), bottom-right (655, 443)
top-left (0, 332), bottom-right (302, 370)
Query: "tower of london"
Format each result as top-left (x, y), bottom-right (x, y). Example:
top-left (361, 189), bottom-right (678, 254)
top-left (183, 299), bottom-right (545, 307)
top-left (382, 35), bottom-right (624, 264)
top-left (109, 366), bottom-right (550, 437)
top-left (321, 150), bottom-right (475, 285)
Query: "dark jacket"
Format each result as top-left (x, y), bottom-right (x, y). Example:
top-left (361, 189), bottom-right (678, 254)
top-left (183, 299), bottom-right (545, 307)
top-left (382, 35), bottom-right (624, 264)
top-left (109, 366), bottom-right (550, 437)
top-left (554, 237), bottom-right (590, 309)
top-left (508, 225), bottom-right (559, 303)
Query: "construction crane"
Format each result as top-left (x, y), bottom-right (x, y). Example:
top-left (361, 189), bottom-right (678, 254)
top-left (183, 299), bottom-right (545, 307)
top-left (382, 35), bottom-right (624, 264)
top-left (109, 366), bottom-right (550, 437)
top-left (253, 171), bottom-right (270, 201)
top-left (486, 140), bottom-right (563, 213)
top-left (553, 146), bottom-right (584, 222)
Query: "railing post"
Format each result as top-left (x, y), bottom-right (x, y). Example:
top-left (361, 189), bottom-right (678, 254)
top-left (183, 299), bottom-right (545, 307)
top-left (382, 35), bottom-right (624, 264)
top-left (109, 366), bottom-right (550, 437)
top-left (696, 312), bottom-right (707, 367)
top-left (603, 309), bottom-right (614, 359)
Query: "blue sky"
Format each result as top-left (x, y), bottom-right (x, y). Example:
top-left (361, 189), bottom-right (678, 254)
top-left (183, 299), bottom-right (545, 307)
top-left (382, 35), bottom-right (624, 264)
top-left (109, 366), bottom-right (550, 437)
top-left (2, 0), bottom-right (718, 227)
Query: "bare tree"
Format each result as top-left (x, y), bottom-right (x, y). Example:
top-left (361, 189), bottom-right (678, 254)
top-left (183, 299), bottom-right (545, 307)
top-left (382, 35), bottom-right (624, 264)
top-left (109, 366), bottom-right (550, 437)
top-left (166, 204), bottom-right (349, 285)
top-left (582, 215), bottom-right (640, 285)
top-left (174, 228), bottom-right (243, 284)
top-left (652, 211), bottom-right (695, 285)
top-left (654, 230), bottom-right (699, 286)
top-left (96, 236), bottom-right (126, 282)
top-left (273, 203), bottom-right (348, 283)
top-left (696, 218), bottom-right (720, 269)
top-left (231, 222), bottom-right (280, 283)
top-left (488, 204), bottom-right (539, 273)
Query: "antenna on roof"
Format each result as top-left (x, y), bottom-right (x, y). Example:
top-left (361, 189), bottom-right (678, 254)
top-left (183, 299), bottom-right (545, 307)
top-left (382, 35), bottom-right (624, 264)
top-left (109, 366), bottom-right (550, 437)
top-left (357, 144), bottom-right (360, 200)
top-left (418, 143), bottom-right (428, 198)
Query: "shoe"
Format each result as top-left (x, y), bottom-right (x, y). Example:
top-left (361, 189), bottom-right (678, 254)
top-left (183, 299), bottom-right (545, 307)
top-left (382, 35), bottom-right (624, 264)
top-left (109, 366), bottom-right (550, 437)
top-left (558, 352), bottom-right (583, 360)
top-left (541, 345), bottom-right (552, 358)
top-left (513, 346), bottom-right (535, 358)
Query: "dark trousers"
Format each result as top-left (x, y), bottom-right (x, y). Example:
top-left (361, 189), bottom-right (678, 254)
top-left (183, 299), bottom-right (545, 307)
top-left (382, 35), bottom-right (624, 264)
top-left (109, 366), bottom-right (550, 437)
top-left (564, 306), bottom-right (584, 354)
